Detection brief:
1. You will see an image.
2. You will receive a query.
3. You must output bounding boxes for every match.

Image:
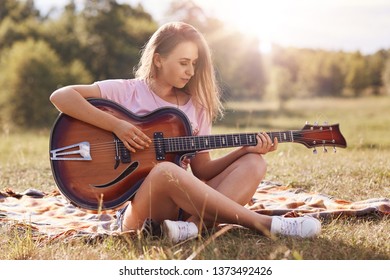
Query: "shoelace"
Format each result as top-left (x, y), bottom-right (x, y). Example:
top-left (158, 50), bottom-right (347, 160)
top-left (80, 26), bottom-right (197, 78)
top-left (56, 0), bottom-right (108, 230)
top-left (281, 219), bottom-right (300, 236)
top-left (177, 222), bottom-right (190, 241)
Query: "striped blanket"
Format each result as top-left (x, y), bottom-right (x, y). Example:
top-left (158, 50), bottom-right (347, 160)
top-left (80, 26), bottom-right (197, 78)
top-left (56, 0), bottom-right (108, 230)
top-left (1, 182), bottom-right (389, 240)
top-left (249, 181), bottom-right (390, 219)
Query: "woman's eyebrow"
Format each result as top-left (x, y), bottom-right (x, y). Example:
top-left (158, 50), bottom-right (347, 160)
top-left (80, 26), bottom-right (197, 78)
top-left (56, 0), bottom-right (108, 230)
top-left (179, 57), bottom-right (198, 62)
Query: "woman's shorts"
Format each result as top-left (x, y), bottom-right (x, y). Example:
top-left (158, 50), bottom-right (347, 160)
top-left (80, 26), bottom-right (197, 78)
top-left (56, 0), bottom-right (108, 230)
top-left (116, 204), bottom-right (129, 232)
top-left (116, 204), bottom-right (184, 232)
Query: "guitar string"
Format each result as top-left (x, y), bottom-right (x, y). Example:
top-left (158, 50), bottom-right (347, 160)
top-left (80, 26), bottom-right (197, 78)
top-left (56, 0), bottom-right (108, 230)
top-left (88, 129), bottom-right (338, 148)
top-left (84, 130), bottom-right (340, 154)
top-left (87, 128), bottom-right (338, 150)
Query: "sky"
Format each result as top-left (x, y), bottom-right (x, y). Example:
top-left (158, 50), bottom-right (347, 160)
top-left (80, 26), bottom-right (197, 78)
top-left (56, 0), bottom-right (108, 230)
top-left (34, 0), bottom-right (390, 54)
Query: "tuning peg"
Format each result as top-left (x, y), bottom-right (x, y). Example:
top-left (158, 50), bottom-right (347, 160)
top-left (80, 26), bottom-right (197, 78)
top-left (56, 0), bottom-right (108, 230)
top-left (314, 121), bottom-right (318, 126)
top-left (333, 146), bottom-right (337, 153)
top-left (313, 147), bottom-right (318, 154)
top-left (323, 146), bottom-right (328, 153)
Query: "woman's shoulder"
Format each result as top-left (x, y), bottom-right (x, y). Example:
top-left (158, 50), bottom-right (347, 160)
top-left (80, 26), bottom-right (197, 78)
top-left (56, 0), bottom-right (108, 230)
top-left (122, 79), bottom-right (149, 93)
top-left (96, 78), bottom-right (148, 93)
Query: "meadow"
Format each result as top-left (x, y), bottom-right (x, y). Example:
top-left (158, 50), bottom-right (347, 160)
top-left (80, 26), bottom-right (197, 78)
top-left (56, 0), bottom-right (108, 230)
top-left (0, 96), bottom-right (389, 260)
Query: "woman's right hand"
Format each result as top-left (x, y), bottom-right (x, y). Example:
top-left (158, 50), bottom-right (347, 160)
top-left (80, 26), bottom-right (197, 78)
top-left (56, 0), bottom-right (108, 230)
top-left (51, 84), bottom-right (151, 153)
top-left (113, 119), bottom-right (152, 152)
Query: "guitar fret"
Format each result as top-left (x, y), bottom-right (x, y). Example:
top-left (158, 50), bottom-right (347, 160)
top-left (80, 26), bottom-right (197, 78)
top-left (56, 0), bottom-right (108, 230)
top-left (239, 134), bottom-right (243, 145)
top-left (250, 134), bottom-right (256, 144)
top-left (172, 139), bottom-right (176, 151)
top-left (234, 134), bottom-right (240, 146)
top-left (183, 137), bottom-right (189, 151)
top-left (269, 131), bottom-right (292, 143)
top-left (221, 135), bottom-right (226, 147)
top-left (227, 135), bottom-right (234, 146)
top-left (182, 137), bottom-right (188, 151)
top-left (213, 136), bottom-right (218, 148)
top-left (269, 132), bottom-right (274, 142)
top-left (167, 138), bottom-right (172, 152)
top-left (174, 139), bottom-right (178, 151)
top-left (241, 134), bottom-right (245, 145)
top-left (212, 135), bottom-right (218, 148)
top-left (199, 136), bottom-right (205, 149)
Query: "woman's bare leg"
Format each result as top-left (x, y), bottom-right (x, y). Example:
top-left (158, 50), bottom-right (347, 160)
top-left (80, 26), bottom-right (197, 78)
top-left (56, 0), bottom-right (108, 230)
top-left (187, 153), bottom-right (266, 228)
top-left (122, 161), bottom-right (272, 235)
top-left (206, 153), bottom-right (266, 205)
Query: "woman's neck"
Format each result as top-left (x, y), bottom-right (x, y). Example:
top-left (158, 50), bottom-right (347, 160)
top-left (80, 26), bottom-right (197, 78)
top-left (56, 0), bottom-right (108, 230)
top-left (148, 79), bottom-right (174, 98)
top-left (148, 79), bottom-right (180, 106)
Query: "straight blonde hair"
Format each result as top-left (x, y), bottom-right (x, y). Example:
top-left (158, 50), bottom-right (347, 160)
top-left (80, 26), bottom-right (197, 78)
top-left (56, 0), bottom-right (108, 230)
top-left (134, 22), bottom-right (223, 121)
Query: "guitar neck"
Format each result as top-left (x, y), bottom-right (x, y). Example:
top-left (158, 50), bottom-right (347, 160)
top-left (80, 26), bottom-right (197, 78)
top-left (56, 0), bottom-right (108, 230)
top-left (164, 131), bottom-right (296, 153)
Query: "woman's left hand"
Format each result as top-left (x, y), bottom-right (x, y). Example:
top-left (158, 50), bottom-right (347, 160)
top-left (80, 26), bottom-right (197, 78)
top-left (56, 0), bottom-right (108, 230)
top-left (244, 132), bottom-right (278, 154)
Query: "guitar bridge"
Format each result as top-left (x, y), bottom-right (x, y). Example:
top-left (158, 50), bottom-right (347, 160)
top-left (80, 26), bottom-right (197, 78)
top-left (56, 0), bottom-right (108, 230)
top-left (50, 142), bottom-right (92, 161)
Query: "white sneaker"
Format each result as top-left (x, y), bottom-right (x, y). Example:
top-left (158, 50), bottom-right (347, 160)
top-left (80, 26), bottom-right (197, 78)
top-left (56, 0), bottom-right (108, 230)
top-left (162, 220), bottom-right (198, 243)
top-left (270, 216), bottom-right (321, 238)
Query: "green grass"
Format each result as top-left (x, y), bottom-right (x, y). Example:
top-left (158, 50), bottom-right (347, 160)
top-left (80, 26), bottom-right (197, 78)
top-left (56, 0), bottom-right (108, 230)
top-left (0, 96), bottom-right (389, 260)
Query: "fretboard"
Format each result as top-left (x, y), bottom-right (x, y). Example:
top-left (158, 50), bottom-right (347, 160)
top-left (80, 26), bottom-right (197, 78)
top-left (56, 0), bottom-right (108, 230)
top-left (164, 131), bottom-right (297, 153)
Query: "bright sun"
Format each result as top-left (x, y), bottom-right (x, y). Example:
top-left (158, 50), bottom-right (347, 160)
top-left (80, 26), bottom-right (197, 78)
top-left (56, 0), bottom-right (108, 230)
top-left (194, 0), bottom-right (294, 54)
top-left (259, 41), bottom-right (273, 54)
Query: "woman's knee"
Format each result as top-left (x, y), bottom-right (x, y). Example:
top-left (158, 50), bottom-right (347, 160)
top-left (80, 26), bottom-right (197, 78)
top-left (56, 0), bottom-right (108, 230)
top-left (241, 153), bottom-right (267, 179)
top-left (148, 161), bottom-right (184, 185)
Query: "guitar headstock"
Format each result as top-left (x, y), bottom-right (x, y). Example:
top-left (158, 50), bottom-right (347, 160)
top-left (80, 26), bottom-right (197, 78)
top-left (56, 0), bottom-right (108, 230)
top-left (295, 123), bottom-right (347, 152)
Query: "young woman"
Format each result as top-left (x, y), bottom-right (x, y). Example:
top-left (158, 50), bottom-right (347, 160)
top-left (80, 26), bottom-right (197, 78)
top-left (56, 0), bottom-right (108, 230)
top-left (50, 22), bottom-right (321, 243)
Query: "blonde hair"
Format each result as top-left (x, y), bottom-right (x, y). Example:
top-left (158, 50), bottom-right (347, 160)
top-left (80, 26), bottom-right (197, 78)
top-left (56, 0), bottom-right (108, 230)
top-left (134, 22), bottom-right (223, 121)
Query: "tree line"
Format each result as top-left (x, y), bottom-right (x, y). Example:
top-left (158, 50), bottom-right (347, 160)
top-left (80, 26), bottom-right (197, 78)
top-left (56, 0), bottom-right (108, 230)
top-left (1, 0), bottom-right (390, 129)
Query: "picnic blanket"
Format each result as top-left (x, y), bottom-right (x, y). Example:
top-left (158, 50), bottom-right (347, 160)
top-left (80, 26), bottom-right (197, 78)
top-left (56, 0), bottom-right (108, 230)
top-left (1, 181), bottom-right (389, 241)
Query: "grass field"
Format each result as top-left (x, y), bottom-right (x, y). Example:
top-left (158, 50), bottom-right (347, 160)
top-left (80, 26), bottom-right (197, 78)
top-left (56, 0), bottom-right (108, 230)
top-left (0, 96), bottom-right (389, 260)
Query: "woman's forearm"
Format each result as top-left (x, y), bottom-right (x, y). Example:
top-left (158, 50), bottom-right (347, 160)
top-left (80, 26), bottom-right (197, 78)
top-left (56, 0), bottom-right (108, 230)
top-left (191, 147), bottom-right (249, 181)
top-left (50, 85), bottom-right (122, 133)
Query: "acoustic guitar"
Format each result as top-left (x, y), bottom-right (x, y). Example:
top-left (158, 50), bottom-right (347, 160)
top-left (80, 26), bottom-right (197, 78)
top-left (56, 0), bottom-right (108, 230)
top-left (49, 98), bottom-right (347, 210)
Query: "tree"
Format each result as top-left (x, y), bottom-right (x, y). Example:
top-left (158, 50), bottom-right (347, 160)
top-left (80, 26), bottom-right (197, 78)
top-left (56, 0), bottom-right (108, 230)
top-left (40, 1), bottom-right (82, 65)
top-left (345, 51), bottom-right (368, 96)
top-left (79, 0), bottom-right (157, 80)
top-left (383, 57), bottom-right (390, 96)
top-left (366, 50), bottom-right (387, 95)
top-left (0, 39), bottom-right (91, 128)
top-left (0, 0), bottom-right (40, 23)
top-left (0, 15), bottom-right (42, 50)
top-left (314, 51), bottom-right (344, 97)
top-left (229, 37), bottom-right (267, 100)
top-left (267, 66), bottom-right (295, 110)
top-left (0, 0), bottom-right (43, 49)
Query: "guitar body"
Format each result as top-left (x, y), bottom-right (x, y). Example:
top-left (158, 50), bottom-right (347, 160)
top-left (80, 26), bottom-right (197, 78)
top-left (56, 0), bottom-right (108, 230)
top-left (49, 98), bottom-right (193, 210)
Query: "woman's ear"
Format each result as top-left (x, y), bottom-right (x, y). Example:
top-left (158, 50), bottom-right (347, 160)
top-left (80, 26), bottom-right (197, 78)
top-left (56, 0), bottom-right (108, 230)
top-left (153, 53), bottom-right (162, 69)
